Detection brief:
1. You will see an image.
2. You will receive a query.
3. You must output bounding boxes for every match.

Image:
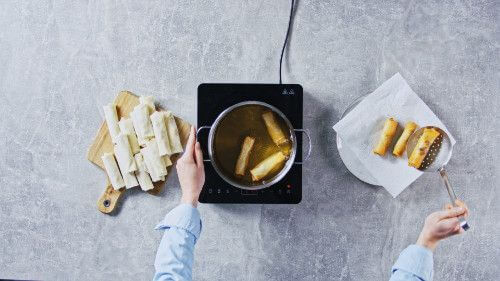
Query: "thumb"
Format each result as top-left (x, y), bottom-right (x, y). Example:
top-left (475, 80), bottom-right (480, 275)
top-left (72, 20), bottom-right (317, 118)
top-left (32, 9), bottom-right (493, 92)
top-left (195, 142), bottom-right (204, 168)
top-left (180, 127), bottom-right (196, 162)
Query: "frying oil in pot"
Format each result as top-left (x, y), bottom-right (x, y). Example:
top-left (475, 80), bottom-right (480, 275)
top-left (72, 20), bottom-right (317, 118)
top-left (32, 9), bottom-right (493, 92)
top-left (214, 104), bottom-right (292, 186)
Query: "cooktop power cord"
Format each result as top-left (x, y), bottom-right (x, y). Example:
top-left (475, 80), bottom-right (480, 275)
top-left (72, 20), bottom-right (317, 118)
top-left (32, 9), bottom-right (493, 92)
top-left (279, 0), bottom-right (295, 84)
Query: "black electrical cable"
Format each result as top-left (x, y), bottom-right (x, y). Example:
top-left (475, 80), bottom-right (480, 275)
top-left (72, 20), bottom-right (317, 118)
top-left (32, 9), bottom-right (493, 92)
top-left (279, 0), bottom-right (295, 84)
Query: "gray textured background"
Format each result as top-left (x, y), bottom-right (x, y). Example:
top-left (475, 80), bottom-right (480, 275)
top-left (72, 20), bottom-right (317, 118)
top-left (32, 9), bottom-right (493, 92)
top-left (0, 0), bottom-right (498, 280)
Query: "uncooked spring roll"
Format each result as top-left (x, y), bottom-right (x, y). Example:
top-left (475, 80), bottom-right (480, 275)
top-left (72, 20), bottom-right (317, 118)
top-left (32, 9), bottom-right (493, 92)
top-left (141, 139), bottom-right (167, 182)
top-left (139, 95), bottom-right (156, 113)
top-left (235, 136), bottom-right (255, 176)
top-left (162, 155), bottom-right (172, 168)
top-left (164, 111), bottom-right (184, 154)
top-left (114, 133), bottom-right (137, 173)
top-left (134, 153), bottom-right (154, 191)
top-left (119, 118), bottom-right (140, 154)
top-left (262, 111), bottom-right (289, 146)
top-left (373, 117), bottom-right (398, 156)
top-left (393, 121), bottom-right (418, 157)
top-left (150, 111), bottom-right (172, 156)
top-left (101, 153), bottom-right (125, 190)
top-left (103, 103), bottom-right (121, 143)
top-left (131, 103), bottom-right (155, 146)
top-left (408, 128), bottom-right (441, 168)
top-left (250, 151), bottom-right (287, 181)
top-left (114, 134), bottom-right (138, 189)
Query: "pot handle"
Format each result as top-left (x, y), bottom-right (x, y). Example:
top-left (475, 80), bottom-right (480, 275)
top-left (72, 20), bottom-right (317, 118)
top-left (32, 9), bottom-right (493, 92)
top-left (196, 126), bottom-right (212, 162)
top-left (293, 129), bottom-right (312, 164)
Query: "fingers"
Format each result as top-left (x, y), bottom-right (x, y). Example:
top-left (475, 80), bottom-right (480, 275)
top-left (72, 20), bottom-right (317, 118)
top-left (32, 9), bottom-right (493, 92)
top-left (454, 200), bottom-right (469, 217)
top-left (454, 199), bottom-right (465, 206)
top-left (451, 223), bottom-right (462, 235)
top-left (441, 217), bottom-right (462, 236)
top-left (437, 207), bottom-right (466, 220)
top-left (181, 126), bottom-right (196, 162)
top-left (441, 216), bottom-right (460, 228)
top-left (195, 142), bottom-right (204, 168)
top-left (442, 200), bottom-right (469, 218)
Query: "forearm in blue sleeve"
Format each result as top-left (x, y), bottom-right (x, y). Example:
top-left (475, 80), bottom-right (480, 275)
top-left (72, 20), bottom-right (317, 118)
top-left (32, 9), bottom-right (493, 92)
top-left (153, 204), bottom-right (202, 281)
top-left (389, 245), bottom-right (433, 281)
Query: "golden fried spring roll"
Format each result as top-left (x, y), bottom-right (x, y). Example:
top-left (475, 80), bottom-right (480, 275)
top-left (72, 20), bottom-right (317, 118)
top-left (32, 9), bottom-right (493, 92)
top-left (393, 121), bottom-right (418, 157)
top-left (235, 136), bottom-right (255, 176)
top-left (373, 117), bottom-right (398, 156)
top-left (250, 151), bottom-right (287, 181)
top-left (408, 128), bottom-right (441, 168)
top-left (262, 111), bottom-right (289, 146)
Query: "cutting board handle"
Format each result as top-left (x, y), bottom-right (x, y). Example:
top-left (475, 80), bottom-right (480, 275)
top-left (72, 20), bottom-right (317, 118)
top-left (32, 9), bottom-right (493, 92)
top-left (97, 182), bottom-right (123, 214)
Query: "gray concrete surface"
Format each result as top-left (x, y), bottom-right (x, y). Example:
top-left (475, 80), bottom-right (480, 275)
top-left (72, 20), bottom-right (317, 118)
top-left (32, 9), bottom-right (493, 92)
top-left (0, 0), bottom-right (498, 280)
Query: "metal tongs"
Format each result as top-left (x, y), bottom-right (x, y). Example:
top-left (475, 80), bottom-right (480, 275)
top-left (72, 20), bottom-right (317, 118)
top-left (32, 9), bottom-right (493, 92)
top-left (407, 126), bottom-right (470, 231)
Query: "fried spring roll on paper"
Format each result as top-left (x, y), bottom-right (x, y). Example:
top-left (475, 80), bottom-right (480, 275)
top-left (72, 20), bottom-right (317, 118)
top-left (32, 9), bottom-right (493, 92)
top-left (250, 151), bottom-right (287, 181)
top-left (235, 136), bottom-right (255, 176)
top-left (262, 111), bottom-right (289, 146)
top-left (393, 121), bottom-right (418, 157)
top-left (373, 117), bottom-right (398, 156)
top-left (408, 128), bottom-right (441, 168)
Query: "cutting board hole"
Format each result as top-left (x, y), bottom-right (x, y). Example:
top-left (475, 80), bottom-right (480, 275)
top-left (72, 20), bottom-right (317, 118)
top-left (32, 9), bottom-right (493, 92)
top-left (103, 200), bottom-right (111, 207)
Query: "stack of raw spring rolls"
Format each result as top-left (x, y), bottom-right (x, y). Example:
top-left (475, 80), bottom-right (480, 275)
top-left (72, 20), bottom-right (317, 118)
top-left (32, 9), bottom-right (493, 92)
top-left (100, 96), bottom-right (184, 192)
top-left (372, 117), bottom-right (442, 169)
top-left (233, 111), bottom-right (290, 182)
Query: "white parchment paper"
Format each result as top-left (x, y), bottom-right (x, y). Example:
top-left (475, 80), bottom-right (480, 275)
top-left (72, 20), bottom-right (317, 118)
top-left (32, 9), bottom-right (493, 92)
top-left (333, 73), bottom-right (456, 197)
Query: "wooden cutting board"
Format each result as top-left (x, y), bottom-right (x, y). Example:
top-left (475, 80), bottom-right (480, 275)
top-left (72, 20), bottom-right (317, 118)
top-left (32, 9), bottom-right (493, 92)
top-left (87, 91), bottom-right (192, 214)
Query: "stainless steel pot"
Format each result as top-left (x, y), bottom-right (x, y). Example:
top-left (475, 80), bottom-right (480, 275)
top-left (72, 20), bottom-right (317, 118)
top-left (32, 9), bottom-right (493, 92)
top-left (197, 101), bottom-right (311, 190)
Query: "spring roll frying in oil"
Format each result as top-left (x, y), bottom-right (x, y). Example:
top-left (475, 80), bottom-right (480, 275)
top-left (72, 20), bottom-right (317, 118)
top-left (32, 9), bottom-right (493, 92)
top-left (235, 136), bottom-right (255, 176)
top-left (408, 128), bottom-right (441, 168)
top-left (250, 151), bottom-right (287, 181)
top-left (262, 111), bottom-right (289, 146)
top-left (393, 121), bottom-right (418, 157)
top-left (373, 117), bottom-right (398, 156)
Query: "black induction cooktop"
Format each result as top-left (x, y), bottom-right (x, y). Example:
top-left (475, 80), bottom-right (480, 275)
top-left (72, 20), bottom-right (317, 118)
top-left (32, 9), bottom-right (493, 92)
top-left (197, 84), bottom-right (303, 204)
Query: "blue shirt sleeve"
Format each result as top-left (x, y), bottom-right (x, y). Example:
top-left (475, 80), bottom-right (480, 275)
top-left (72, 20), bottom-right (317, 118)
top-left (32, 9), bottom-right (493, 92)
top-left (389, 245), bottom-right (434, 281)
top-left (153, 204), bottom-right (202, 281)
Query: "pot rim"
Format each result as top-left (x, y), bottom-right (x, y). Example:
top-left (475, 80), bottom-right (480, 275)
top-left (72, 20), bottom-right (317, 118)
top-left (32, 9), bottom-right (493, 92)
top-left (207, 101), bottom-right (297, 190)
